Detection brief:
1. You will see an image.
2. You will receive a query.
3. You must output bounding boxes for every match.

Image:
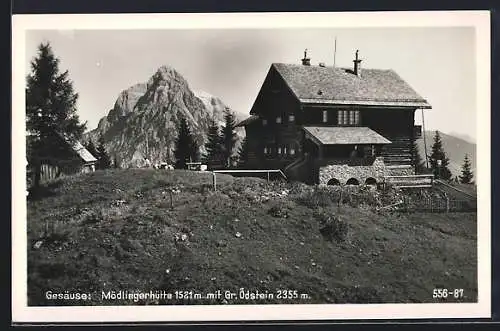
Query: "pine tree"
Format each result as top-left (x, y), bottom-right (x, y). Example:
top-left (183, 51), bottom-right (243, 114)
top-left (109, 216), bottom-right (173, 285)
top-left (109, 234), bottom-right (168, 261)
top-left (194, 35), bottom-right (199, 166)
top-left (410, 139), bottom-right (426, 174)
top-left (237, 137), bottom-right (249, 168)
top-left (221, 107), bottom-right (237, 168)
top-left (96, 135), bottom-right (111, 169)
top-left (429, 131), bottom-right (452, 180)
top-left (459, 154), bottom-right (474, 184)
top-left (26, 42), bottom-right (87, 187)
top-left (174, 117), bottom-right (198, 169)
top-left (203, 119), bottom-right (224, 167)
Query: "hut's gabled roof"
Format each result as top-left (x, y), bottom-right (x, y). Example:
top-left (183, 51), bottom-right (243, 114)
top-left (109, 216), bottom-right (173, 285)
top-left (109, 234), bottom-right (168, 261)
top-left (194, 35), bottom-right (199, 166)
top-left (272, 63), bottom-right (432, 108)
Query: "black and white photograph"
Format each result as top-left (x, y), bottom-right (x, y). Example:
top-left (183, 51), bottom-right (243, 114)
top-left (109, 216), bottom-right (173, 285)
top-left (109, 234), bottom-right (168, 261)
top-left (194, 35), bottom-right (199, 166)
top-left (12, 11), bottom-right (491, 322)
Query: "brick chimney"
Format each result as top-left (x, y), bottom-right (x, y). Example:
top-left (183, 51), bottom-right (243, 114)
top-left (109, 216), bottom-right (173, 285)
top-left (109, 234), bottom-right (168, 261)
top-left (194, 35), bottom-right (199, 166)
top-left (353, 49), bottom-right (362, 76)
top-left (301, 49), bottom-right (311, 66)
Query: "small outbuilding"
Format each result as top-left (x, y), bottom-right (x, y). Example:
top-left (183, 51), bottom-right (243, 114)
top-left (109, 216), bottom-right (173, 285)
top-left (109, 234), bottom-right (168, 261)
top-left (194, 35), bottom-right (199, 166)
top-left (29, 131), bottom-right (98, 184)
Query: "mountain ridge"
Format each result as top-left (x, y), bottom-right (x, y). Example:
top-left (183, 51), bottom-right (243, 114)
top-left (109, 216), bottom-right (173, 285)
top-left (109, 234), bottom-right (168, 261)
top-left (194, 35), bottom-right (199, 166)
top-left (85, 66), bottom-right (244, 168)
top-left (416, 130), bottom-right (476, 179)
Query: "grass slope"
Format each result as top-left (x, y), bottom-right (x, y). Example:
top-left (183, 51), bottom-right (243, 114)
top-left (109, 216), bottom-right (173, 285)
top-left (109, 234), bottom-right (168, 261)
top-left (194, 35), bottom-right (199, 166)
top-left (27, 169), bottom-right (477, 305)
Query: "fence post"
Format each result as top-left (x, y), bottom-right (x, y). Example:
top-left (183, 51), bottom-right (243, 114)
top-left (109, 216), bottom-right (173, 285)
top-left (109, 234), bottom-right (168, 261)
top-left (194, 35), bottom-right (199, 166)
top-left (212, 172), bottom-right (217, 191)
top-left (267, 171), bottom-right (270, 182)
top-left (445, 193), bottom-right (450, 213)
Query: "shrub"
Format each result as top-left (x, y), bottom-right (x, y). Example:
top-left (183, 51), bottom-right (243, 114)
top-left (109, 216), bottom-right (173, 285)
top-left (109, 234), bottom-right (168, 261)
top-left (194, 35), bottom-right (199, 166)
top-left (268, 202), bottom-right (289, 218)
top-left (315, 212), bottom-right (348, 242)
top-left (295, 186), bottom-right (334, 208)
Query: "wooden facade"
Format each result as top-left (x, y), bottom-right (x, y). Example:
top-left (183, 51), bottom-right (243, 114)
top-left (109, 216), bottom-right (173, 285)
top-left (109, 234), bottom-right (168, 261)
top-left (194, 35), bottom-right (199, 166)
top-left (28, 131), bottom-right (97, 186)
top-left (238, 51), bottom-right (431, 184)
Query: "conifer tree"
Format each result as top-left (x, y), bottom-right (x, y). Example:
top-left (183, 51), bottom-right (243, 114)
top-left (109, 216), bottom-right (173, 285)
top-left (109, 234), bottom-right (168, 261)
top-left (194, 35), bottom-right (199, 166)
top-left (410, 139), bottom-right (426, 174)
top-left (221, 107), bottom-right (237, 168)
top-left (96, 135), bottom-right (111, 169)
top-left (26, 42), bottom-right (87, 187)
top-left (237, 137), bottom-right (249, 168)
top-left (203, 119), bottom-right (224, 168)
top-left (459, 154), bottom-right (474, 184)
top-left (174, 117), bottom-right (198, 169)
top-left (429, 131), bottom-right (452, 180)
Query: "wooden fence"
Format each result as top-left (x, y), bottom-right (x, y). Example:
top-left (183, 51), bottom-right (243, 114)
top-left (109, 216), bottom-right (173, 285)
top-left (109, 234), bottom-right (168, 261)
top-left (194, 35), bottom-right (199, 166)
top-left (400, 195), bottom-right (476, 213)
top-left (383, 174), bottom-right (435, 189)
top-left (211, 169), bottom-right (287, 191)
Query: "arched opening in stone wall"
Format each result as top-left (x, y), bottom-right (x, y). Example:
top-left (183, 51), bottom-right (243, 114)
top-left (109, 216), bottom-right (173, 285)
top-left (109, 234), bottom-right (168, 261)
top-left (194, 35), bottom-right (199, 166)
top-left (327, 178), bottom-right (341, 186)
top-left (346, 178), bottom-right (360, 186)
top-left (365, 177), bottom-right (377, 186)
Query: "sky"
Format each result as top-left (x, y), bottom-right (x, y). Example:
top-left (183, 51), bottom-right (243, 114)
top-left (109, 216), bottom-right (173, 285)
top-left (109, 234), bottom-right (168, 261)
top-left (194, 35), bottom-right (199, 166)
top-left (25, 27), bottom-right (477, 142)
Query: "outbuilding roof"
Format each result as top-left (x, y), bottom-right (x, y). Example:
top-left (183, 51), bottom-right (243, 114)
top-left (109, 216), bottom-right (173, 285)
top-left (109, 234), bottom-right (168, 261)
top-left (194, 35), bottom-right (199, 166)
top-left (235, 114), bottom-right (259, 127)
top-left (303, 126), bottom-right (392, 145)
top-left (272, 63), bottom-right (432, 108)
top-left (56, 131), bottom-right (98, 163)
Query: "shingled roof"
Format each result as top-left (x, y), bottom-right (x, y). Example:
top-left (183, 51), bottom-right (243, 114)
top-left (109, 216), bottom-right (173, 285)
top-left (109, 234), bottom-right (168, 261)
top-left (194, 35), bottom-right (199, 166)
top-left (235, 114), bottom-right (259, 127)
top-left (56, 131), bottom-right (98, 163)
top-left (272, 63), bottom-right (431, 108)
top-left (303, 126), bottom-right (392, 145)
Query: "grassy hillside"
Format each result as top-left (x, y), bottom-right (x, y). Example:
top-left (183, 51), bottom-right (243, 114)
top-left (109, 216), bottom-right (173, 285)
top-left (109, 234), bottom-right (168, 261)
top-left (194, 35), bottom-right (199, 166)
top-left (27, 169), bottom-right (477, 305)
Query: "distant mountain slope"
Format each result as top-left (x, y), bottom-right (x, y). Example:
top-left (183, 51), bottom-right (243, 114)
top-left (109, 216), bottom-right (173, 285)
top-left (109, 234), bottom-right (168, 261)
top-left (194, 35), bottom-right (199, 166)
top-left (85, 66), bottom-right (244, 167)
top-left (416, 131), bottom-right (476, 178)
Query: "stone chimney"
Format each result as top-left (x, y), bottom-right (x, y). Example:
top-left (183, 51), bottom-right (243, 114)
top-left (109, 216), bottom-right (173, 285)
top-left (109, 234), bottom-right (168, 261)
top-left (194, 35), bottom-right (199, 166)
top-left (353, 49), bottom-right (362, 77)
top-left (301, 49), bottom-right (311, 66)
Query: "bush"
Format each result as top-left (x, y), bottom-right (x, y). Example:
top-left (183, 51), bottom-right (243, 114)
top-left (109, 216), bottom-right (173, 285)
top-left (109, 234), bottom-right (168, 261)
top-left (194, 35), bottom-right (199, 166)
top-left (268, 202), bottom-right (289, 218)
top-left (295, 186), bottom-right (334, 208)
top-left (315, 212), bottom-right (348, 242)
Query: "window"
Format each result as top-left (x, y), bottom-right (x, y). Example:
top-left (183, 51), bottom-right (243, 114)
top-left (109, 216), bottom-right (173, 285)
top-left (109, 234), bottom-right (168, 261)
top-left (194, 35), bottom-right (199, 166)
top-left (289, 114), bottom-right (295, 122)
top-left (354, 110), bottom-right (360, 124)
top-left (337, 110), bottom-right (344, 125)
top-left (262, 119), bottom-right (268, 126)
top-left (277, 147), bottom-right (282, 154)
top-left (338, 110), bottom-right (360, 125)
top-left (290, 148), bottom-right (296, 155)
top-left (322, 110), bottom-right (328, 123)
top-left (276, 116), bottom-right (282, 124)
top-left (264, 146), bottom-right (268, 154)
top-left (283, 146), bottom-right (287, 155)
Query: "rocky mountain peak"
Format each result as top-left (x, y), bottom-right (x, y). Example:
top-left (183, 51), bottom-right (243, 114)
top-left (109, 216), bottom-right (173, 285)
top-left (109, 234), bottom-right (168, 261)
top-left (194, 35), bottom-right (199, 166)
top-left (85, 65), bottom-right (244, 168)
top-left (147, 65), bottom-right (188, 89)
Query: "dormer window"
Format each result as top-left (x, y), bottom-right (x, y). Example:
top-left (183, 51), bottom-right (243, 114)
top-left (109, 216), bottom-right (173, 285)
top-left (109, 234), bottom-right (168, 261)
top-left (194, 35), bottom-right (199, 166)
top-left (276, 116), bottom-right (282, 124)
top-left (262, 119), bottom-right (268, 126)
top-left (322, 110), bottom-right (328, 123)
top-left (289, 114), bottom-right (295, 122)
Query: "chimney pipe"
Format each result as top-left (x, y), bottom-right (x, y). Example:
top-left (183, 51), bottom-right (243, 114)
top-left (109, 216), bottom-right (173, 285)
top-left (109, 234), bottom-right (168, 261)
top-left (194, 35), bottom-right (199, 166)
top-left (353, 49), bottom-right (362, 77)
top-left (301, 48), bottom-right (311, 66)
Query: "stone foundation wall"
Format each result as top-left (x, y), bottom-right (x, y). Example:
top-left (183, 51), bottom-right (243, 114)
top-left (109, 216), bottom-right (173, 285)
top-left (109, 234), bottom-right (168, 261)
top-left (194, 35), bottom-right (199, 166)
top-left (319, 157), bottom-right (390, 185)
